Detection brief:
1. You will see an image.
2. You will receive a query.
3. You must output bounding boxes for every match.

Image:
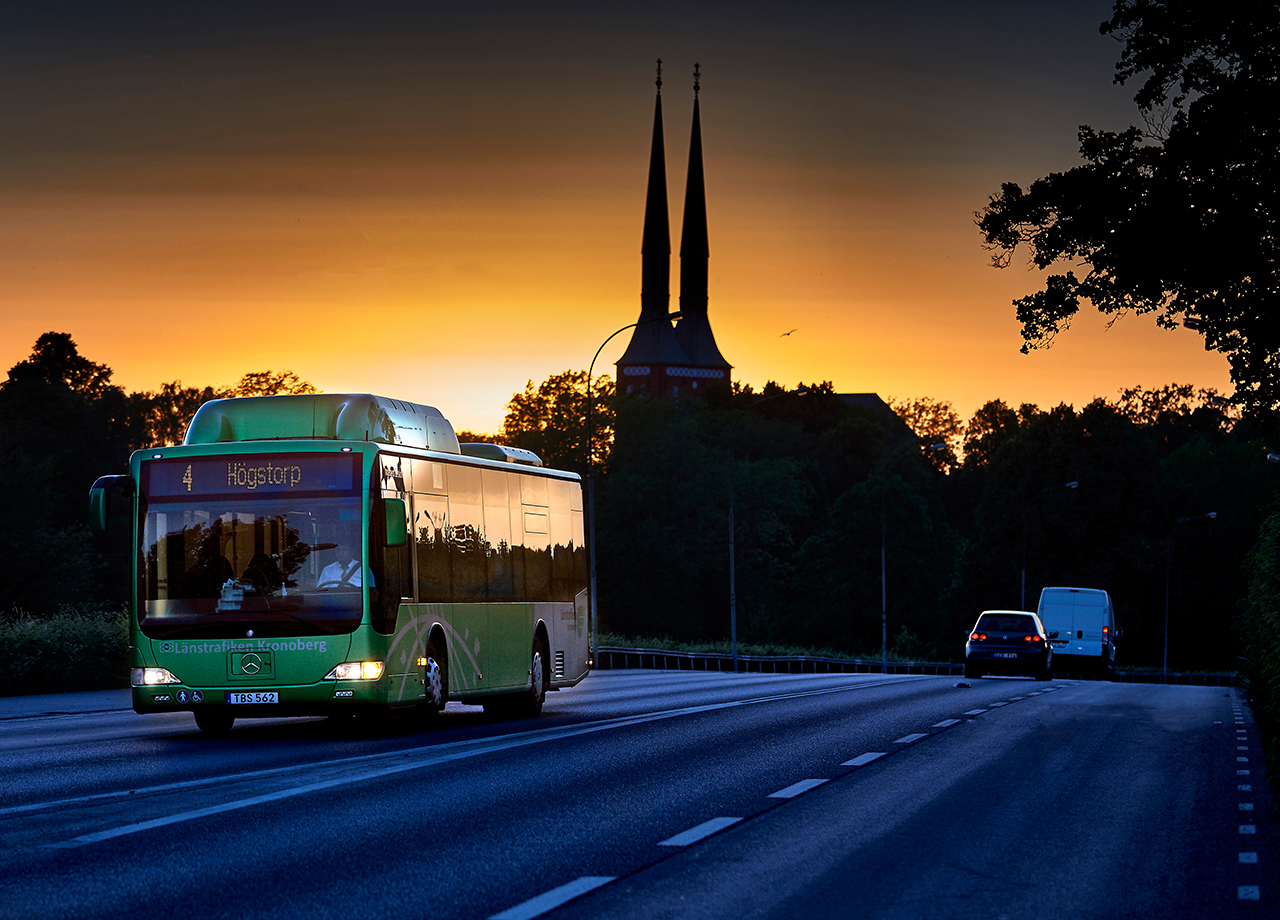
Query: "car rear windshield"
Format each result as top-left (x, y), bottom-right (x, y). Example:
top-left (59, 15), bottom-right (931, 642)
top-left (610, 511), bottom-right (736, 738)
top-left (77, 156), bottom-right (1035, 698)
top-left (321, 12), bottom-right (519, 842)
top-left (977, 614), bottom-right (1037, 633)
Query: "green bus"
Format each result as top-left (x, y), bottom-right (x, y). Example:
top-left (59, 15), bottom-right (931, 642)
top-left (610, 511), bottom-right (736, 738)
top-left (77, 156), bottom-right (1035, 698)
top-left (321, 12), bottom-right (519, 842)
top-left (90, 393), bottom-right (591, 734)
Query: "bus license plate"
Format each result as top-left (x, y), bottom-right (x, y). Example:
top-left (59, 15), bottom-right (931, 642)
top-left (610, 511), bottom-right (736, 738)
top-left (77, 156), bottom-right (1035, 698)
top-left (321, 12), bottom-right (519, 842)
top-left (993, 652), bottom-right (1017, 659)
top-left (225, 691), bottom-right (278, 705)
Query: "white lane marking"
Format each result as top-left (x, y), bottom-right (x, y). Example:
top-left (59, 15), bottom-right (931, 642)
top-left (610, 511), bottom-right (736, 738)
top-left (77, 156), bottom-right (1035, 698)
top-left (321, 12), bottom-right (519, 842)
top-left (1240, 852), bottom-right (1258, 864)
top-left (490, 877), bottom-right (617, 920)
top-left (769, 779), bottom-right (828, 799)
top-left (12, 674), bottom-right (932, 823)
top-left (1239, 770), bottom-right (1252, 776)
top-left (659, 817), bottom-right (742, 847)
top-left (1240, 825), bottom-right (1257, 835)
top-left (1008, 696), bottom-right (1025, 701)
top-left (1238, 745), bottom-right (1249, 750)
top-left (1240, 803), bottom-right (1255, 811)
top-left (988, 702), bottom-right (1009, 707)
top-left (932, 719), bottom-right (961, 728)
top-left (963, 709), bottom-right (987, 716)
top-left (893, 733), bottom-right (928, 744)
top-left (1240, 784), bottom-right (1253, 792)
top-left (843, 752), bottom-right (885, 767)
top-left (1238, 886), bottom-right (1261, 901)
top-left (1238, 756), bottom-right (1250, 762)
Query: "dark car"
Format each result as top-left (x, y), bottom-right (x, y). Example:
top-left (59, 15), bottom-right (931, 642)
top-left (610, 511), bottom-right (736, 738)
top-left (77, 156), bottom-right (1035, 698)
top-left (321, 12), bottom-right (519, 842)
top-left (963, 610), bottom-right (1056, 680)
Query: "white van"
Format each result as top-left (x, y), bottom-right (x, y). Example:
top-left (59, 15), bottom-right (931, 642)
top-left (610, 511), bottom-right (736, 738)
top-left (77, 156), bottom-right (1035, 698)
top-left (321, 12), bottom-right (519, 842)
top-left (1036, 587), bottom-right (1117, 678)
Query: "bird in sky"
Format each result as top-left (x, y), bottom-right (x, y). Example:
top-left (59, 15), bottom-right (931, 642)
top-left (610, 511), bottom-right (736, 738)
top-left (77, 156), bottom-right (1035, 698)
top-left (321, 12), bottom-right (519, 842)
top-left (780, 329), bottom-right (797, 337)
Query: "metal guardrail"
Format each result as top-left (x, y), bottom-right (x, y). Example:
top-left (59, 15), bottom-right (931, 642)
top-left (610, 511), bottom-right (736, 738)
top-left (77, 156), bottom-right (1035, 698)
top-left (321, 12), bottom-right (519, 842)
top-left (594, 646), bottom-right (959, 676)
top-left (594, 646), bottom-right (1238, 685)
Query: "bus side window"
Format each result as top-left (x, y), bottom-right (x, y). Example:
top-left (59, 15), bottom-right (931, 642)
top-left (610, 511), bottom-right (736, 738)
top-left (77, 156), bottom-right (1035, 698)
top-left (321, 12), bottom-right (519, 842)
top-left (482, 469), bottom-right (516, 602)
top-left (414, 492), bottom-right (451, 602)
top-left (448, 465), bottom-right (486, 600)
top-left (521, 474), bottom-right (551, 602)
top-left (549, 479), bottom-right (575, 602)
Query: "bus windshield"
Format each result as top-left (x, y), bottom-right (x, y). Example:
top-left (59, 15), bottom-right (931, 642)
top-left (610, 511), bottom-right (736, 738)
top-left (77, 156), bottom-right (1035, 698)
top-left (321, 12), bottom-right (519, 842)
top-left (138, 453), bottom-right (366, 640)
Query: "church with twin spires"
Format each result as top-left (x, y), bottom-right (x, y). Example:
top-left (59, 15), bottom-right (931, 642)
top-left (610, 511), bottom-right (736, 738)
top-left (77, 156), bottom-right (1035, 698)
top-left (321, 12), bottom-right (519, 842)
top-left (616, 62), bottom-right (732, 396)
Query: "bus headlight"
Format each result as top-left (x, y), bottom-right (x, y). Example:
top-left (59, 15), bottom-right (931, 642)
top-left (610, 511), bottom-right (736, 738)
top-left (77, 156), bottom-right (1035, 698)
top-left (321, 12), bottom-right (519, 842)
top-left (325, 661), bottom-right (385, 681)
top-left (132, 667), bottom-right (182, 686)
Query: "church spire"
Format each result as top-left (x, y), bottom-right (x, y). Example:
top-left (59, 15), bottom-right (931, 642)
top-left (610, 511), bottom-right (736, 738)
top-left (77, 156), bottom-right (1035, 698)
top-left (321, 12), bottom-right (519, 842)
top-left (639, 59), bottom-right (671, 313)
top-left (617, 60), bottom-right (690, 383)
top-left (675, 62), bottom-right (730, 370)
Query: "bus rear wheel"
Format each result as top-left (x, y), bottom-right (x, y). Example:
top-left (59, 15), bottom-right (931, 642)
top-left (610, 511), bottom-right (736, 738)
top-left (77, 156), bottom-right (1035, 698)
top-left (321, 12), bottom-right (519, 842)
top-left (522, 636), bottom-right (547, 717)
top-left (484, 636), bottom-right (547, 719)
top-left (194, 710), bottom-right (234, 735)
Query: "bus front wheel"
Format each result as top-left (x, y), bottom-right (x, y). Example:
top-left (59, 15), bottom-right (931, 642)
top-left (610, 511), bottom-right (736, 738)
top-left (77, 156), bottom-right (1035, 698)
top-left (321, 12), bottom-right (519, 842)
top-left (423, 636), bottom-right (447, 714)
top-left (194, 710), bottom-right (234, 735)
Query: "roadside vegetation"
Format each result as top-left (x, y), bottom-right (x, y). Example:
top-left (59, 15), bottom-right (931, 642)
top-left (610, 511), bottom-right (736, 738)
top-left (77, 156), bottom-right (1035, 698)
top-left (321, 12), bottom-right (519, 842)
top-left (0, 605), bottom-right (129, 696)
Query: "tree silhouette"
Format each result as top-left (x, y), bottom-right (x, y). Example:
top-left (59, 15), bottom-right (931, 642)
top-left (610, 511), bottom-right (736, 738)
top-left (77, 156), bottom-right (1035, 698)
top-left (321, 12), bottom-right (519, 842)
top-left (978, 1), bottom-right (1280, 411)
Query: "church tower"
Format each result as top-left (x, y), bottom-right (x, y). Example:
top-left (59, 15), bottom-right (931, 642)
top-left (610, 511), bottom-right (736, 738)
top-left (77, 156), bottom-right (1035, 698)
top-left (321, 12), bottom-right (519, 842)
top-left (672, 63), bottom-right (731, 390)
top-left (615, 61), bottom-right (689, 395)
top-left (617, 63), bottom-right (732, 396)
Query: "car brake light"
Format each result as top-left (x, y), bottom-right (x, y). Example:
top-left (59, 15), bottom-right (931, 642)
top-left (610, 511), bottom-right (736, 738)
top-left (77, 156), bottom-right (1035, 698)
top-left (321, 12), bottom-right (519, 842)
top-left (969, 632), bottom-right (986, 641)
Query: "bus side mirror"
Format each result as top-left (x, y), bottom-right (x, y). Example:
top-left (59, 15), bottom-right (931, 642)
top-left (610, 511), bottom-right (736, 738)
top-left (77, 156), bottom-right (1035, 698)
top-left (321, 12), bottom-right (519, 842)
top-left (383, 497), bottom-right (407, 547)
top-left (89, 475), bottom-right (134, 533)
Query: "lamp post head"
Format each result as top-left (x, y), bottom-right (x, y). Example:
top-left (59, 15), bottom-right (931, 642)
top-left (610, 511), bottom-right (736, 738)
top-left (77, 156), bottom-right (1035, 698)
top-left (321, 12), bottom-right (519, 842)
top-left (794, 385), bottom-right (811, 397)
top-left (1065, 481), bottom-right (1079, 489)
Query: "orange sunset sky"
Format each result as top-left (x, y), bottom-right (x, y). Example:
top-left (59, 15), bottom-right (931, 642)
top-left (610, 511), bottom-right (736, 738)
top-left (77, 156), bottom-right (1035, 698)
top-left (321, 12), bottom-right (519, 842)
top-left (1, 1), bottom-right (1231, 433)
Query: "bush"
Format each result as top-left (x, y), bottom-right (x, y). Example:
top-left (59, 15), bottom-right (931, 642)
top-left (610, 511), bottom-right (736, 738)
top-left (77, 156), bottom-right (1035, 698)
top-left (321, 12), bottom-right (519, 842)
top-left (1240, 510), bottom-right (1280, 794)
top-left (0, 604), bottom-right (130, 695)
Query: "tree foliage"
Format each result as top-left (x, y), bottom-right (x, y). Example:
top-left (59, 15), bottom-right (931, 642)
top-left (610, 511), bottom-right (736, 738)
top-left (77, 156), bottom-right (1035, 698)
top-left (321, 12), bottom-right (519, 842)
top-left (977, 0), bottom-right (1280, 411)
top-left (887, 396), bottom-right (963, 470)
top-left (500, 370), bottom-right (614, 476)
top-left (0, 332), bottom-right (319, 615)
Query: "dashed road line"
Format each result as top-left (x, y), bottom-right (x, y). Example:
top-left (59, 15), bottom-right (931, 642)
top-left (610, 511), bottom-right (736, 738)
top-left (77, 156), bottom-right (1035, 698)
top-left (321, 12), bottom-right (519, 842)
top-left (1240, 825), bottom-right (1256, 835)
top-left (769, 779), bottom-right (828, 799)
top-left (932, 719), bottom-right (961, 728)
top-left (893, 733), bottom-right (928, 744)
top-left (842, 752), bottom-right (885, 767)
top-left (963, 709), bottom-right (987, 716)
top-left (1239, 886), bottom-right (1261, 901)
top-left (659, 817), bottom-right (742, 847)
top-left (1240, 852), bottom-right (1258, 864)
top-left (490, 877), bottom-right (617, 920)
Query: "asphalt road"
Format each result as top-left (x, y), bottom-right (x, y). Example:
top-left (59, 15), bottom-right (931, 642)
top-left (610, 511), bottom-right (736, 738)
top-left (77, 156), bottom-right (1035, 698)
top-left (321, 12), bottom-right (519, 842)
top-left (0, 672), bottom-right (1275, 919)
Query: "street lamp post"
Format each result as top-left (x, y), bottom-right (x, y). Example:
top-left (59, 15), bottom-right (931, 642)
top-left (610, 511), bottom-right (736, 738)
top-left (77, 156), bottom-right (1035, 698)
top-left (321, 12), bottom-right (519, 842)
top-left (878, 442), bottom-right (945, 675)
top-left (1164, 511), bottom-right (1217, 683)
top-left (728, 386), bottom-right (809, 672)
top-left (1021, 480), bottom-right (1079, 610)
top-left (584, 312), bottom-right (681, 668)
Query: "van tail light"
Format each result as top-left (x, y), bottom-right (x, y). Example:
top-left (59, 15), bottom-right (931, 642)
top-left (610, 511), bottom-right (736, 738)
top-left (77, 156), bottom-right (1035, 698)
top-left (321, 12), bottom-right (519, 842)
top-left (1103, 626), bottom-right (1109, 635)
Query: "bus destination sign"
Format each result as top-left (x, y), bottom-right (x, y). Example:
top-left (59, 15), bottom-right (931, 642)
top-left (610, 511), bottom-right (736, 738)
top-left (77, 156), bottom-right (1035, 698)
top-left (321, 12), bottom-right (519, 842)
top-left (143, 453), bottom-right (361, 500)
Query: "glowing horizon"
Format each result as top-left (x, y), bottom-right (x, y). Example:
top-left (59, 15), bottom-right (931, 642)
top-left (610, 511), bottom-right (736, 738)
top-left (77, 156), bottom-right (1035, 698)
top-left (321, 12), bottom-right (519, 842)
top-left (0, 1), bottom-right (1232, 435)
